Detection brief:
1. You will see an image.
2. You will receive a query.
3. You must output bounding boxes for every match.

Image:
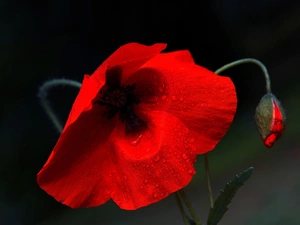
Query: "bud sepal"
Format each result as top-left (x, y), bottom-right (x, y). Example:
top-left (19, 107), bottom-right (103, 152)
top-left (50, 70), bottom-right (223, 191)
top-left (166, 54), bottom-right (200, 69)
top-left (255, 94), bottom-right (285, 148)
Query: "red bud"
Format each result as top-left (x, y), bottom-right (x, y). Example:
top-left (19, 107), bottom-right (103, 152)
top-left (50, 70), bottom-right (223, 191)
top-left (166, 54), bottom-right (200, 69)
top-left (255, 94), bottom-right (285, 148)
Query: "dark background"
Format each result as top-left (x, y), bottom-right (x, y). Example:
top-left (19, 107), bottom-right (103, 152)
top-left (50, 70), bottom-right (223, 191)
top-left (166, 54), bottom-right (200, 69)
top-left (1, 0), bottom-right (299, 225)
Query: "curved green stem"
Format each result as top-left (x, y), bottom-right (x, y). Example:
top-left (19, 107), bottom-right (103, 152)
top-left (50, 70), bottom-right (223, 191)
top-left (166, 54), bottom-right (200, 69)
top-left (38, 78), bottom-right (82, 133)
top-left (215, 58), bottom-right (271, 94)
top-left (204, 154), bottom-right (214, 208)
top-left (174, 193), bottom-right (190, 225)
top-left (178, 189), bottom-right (202, 225)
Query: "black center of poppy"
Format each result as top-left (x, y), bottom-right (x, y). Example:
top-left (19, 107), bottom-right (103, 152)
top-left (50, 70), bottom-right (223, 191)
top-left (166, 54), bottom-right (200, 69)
top-left (95, 66), bottom-right (144, 132)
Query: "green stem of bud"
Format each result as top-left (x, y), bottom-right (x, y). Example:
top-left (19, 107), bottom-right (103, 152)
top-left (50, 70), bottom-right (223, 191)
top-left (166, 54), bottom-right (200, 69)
top-left (174, 193), bottom-right (191, 225)
top-left (38, 78), bottom-right (82, 133)
top-left (215, 58), bottom-right (271, 94)
top-left (178, 189), bottom-right (203, 225)
top-left (204, 154), bottom-right (214, 208)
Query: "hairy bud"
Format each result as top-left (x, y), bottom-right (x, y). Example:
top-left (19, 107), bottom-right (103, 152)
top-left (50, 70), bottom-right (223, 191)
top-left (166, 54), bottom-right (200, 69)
top-left (255, 94), bottom-right (285, 148)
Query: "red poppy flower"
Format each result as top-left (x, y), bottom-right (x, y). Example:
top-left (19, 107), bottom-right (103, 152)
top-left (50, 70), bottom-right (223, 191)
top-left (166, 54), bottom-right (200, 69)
top-left (37, 43), bottom-right (237, 210)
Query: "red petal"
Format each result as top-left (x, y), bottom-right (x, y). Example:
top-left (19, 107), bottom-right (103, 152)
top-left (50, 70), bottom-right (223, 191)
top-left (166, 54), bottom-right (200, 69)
top-left (127, 50), bottom-right (237, 154)
top-left (263, 99), bottom-right (284, 147)
top-left (63, 75), bottom-right (103, 132)
top-left (62, 43), bottom-right (166, 131)
top-left (37, 105), bottom-right (117, 208)
top-left (106, 109), bottom-right (197, 210)
top-left (93, 43), bottom-right (166, 84)
top-left (38, 106), bottom-right (196, 210)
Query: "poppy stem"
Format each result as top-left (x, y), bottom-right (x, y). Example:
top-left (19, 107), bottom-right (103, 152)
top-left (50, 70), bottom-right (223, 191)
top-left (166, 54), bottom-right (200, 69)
top-left (174, 193), bottom-right (191, 225)
top-left (214, 58), bottom-right (272, 94)
top-left (204, 154), bottom-right (214, 208)
top-left (178, 189), bottom-right (203, 225)
top-left (38, 78), bottom-right (82, 133)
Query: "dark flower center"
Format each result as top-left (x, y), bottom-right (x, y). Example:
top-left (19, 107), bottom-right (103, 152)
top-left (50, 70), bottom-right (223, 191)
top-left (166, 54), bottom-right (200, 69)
top-left (95, 67), bottom-right (145, 132)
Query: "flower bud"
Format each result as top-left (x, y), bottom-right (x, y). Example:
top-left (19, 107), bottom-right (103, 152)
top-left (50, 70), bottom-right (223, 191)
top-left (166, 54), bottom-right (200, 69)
top-left (255, 94), bottom-right (285, 148)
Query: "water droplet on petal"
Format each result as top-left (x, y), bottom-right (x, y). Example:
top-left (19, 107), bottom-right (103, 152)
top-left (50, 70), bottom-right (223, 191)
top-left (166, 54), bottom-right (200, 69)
top-left (153, 193), bottom-right (158, 198)
top-left (182, 154), bottom-right (187, 159)
top-left (172, 96), bottom-right (176, 100)
top-left (162, 159), bottom-right (166, 163)
top-left (180, 97), bottom-right (183, 101)
top-left (188, 169), bottom-right (193, 174)
top-left (147, 95), bottom-right (159, 103)
top-left (161, 95), bottom-right (167, 100)
top-left (159, 83), bottom-right (165, 92)
top-left (155, 183), bottom-right (159, 187)
top-left (130, 134), bottom-right (143, 146)
top-left (145, 130), bottom-right (153, 140)
top-left (189, 138), bottom-right (195, 143)
top-left (154, 155), bottom-right (160, 162)
top-left (124, 176), bottom-right (127, 180)
top-left (144, 179), bottom-right (148, 184)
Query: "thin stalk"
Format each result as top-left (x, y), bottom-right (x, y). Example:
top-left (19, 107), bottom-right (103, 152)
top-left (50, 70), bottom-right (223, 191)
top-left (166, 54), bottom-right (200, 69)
top-left (204, 154), bottom-right (214, 208)
top-left (178, 189), bottom-right (202, 225)
top-left (174, 193), bottom-right (190, 225)
top-left (215, 58), bottom-right (272, 94)
top-left (38, 78), bottom-right (81, 133)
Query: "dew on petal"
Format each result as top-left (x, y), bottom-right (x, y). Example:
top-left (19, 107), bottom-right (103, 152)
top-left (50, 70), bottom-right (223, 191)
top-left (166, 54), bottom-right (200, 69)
top-left (129, 134), bottom-right (143, 146)
top-left (188, 169), bottom-right (193, 174)
top-left (179, 97), bottom-right (183, 101)
top-left (189, 137), bottom-right (195, 143)
top-left (159, 83), bottom-right (165, 92)
top-left (162, 159), bottom-right (166, 163)
top-left (154, 155), bottom-right (160, 162)
top-left (161, 95), bottom-right (167, 100)
top-left (182, 153), bottom-right (187, 159)
top-left (145, 130), bottom-right (153, 140)
top-left (172, 96), bottom-right (176, 100)
top-left (147, 95), bottom-right (159, 103)
top-left (144, 179), bottom-right (148, 184)
top-left (153, 193), bottom-right (158, 198)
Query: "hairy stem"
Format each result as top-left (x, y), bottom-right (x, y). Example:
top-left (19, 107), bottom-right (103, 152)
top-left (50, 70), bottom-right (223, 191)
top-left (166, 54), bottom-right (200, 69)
top-left (178, 189), bottom-right (202, 225)
top-left (215, 58), bottom-right (272, 94)
top-left (204, 154), bottom-right (214, 208)
top-left (38, 78), bottom-right (81, 133)
top-left (174, 193), bottom-right (190, 225)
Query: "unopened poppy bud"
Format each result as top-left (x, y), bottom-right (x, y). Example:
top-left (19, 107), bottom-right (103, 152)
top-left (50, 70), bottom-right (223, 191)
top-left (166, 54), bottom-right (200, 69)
top-left (255, 94), bottom-right (285, 148)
